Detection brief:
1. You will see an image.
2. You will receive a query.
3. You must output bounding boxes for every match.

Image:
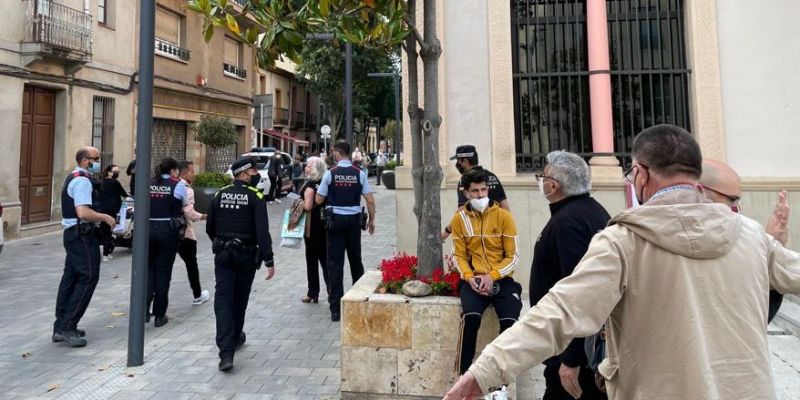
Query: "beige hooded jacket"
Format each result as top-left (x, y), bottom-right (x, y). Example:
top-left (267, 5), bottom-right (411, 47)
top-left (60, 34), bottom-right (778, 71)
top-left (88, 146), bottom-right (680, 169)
top-left (469, 190), bottom-right (800, 399)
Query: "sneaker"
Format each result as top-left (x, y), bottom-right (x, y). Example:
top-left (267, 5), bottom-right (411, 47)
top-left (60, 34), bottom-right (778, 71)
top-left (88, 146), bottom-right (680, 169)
top-left (56, 331), bottom-right (87, 347)
top-left (102, 255), bottom-right (112, 262)
top-left (267, 201), bottom-right (275, 205)
top-left (274, 199), bottom-right (282, 204)
top-left (218, 356), bottom-right (234, 372)
top-left (192, 290), bottom-right (210, 306)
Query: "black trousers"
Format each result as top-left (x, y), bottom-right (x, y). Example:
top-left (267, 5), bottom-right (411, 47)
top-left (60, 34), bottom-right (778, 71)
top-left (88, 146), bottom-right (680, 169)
top-left (267, 176), bottom-right (279, 201)
top-left (376, 166), bottom-right (384, 185)
top-left (543, 357), bottom-right (607, 400)
top-left (100, 211), bottom-right (116, 256)
top-left (304, 230), bottom-right (329, 298)
top-left (147, 221), bottom-right (181, 318)
top-left (214, 248), bottom-right (258, 358)
top-left (459, 278), bottom-right (522, 374)
top-left (54, 227), bottom-right (101, 333)
top-left (178, 238), bottom-right (202, 299)
top-left (326, 214), bottom-right (364, 314)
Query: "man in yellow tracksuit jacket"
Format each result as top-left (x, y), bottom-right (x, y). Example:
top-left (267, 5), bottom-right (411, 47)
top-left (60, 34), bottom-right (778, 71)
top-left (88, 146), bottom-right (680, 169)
top-left (449, 169), bottom-right (522, 375)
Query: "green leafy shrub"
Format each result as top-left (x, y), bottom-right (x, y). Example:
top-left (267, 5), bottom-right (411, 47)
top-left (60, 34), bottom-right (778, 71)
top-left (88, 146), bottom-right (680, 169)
top-left (193, 172), bottom-right (232, 188)
top-left (193, 115), bottom-right (239, 148)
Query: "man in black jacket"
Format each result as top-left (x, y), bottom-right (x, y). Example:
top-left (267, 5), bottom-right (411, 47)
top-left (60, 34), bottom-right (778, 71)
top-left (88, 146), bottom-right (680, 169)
top-left (531, 151), bottom-right (609, 400)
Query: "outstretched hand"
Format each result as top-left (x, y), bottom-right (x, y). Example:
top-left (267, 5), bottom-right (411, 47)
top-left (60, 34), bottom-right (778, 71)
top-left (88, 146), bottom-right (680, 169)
top-left (442, 372), bottom-right (484, 400)
top-left (766, 189), bottom-right (790, 245)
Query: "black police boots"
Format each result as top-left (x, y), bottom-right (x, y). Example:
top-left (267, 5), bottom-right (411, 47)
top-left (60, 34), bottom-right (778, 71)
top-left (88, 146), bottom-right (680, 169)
top-left (236, 332), bottom-right (246, 350)
top-left (52, 328), bottom-right (86, 342)
top-left (154, 315), bottom-right (169, 327)
top-left (219, 356), bottom-right (234, 372)
top-left (331, 312), bottom-right (341, 322)
top-left (53, 330), bottom-right (87, 347)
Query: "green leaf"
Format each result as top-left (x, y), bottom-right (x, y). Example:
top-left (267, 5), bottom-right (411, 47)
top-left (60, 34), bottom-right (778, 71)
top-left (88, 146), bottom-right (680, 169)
top-left (226, 14), bottom-right (240, 35)
top-left (245, 27), bottom-right (259, 45)
top-left (218, 0), bottom-right (228, 9)
top-left (203, 25), bottom-right (215, 42)
top-left (319, 0), bottom-right (330, 17)
top-left (282, 29), bottom-right (304, 46)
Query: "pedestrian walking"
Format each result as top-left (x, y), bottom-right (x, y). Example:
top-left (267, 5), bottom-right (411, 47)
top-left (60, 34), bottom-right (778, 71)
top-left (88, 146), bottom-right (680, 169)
top-left (126, 148), bottom-right (136, 196)
top-left (315, 141), bottom-right (376, 321)
top-left (146, 157), bottom-right (188, 327)
top-left (444, 124), bottom-right (800, 400)
top-left (375, 140), bottom-right (388, 186)
top-left (177, 160), bottom-right (209, 306)
top-left (53, 146), bottom-right (115, 347)
top-left (207, 157), bottom-right (276, 371)
top-left (300, 157), bottom-right (329, 303)
top-left (98, 164), bottom-right (128, 262)
top-left (449, 169), bottom-right (522, 375)
top-left (266, 153), bottom-right (282, 204)
top-left (532, 151), bottom-right (610, 400)
top-left (291, 154), bottom-right (305, 194)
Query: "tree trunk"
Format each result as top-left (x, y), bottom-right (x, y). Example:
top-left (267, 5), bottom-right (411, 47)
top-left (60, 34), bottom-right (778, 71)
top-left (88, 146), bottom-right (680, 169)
top-left (405, 0), bottom-right (424, 228)
top-left (415, 0), bottom-right (443, 276)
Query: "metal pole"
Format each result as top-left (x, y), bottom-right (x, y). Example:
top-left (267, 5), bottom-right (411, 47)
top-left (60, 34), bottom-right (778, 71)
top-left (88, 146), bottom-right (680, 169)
top-left (394, 75), bottom-right (401, 161)
top-left (259, 103), bottom-right (264, 148)
top-left (128, 0), bottom-right (155, 368)
top-left (345, 42), bottom-right (353, 145)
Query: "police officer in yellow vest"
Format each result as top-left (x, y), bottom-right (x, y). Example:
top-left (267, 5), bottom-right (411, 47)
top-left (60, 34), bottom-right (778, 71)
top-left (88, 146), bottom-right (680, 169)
top-left (207, 156), bottom-right (276, 372)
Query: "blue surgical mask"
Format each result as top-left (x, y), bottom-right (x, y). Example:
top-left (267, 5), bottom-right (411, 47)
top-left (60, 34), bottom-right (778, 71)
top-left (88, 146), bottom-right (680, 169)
top-left (89, 161), bottom-right (101, 174)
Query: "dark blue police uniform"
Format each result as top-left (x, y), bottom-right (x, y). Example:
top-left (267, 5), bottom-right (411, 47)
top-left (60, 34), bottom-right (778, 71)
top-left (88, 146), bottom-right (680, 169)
top-left (54, 168), bottom-right (101, 346)
top-left (317, 160), bottom-right (371, 321)
top-left (206, 157), bottom-right (274, 370)
top-left (147, 175), bottom-right (186, 325)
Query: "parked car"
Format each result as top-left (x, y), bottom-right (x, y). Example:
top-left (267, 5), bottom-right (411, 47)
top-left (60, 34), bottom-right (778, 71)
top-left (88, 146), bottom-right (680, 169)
top-left (226, 147), bottom-right (294, 195)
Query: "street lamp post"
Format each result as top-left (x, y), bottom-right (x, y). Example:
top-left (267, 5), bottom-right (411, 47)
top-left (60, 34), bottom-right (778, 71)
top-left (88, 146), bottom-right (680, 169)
top-left (367, 72), bottom-right (401, 160)
top-left (306, 34), bottom-right (353, 146)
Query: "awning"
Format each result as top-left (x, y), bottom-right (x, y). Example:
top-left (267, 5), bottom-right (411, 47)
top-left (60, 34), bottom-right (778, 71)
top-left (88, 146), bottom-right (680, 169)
top-left (261, 129), bottom-right (309, 146)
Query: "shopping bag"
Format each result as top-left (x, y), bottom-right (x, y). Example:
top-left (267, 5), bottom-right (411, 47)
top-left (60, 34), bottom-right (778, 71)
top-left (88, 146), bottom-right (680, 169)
top-left (112, 202), bottom-right (128, 235)
top-left (280, 209), bottom-right (306, 239)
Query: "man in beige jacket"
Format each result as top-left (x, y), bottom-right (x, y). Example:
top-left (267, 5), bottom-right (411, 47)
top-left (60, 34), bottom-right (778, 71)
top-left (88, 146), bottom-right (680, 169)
top-left (444, 124), bottom-right (800, 400)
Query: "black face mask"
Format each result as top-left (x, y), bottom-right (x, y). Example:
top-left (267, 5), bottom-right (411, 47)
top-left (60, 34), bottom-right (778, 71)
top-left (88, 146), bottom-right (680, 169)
top-left (456, 162), bottom-right (465, 174)
top-left (112, 172), bottom-right (119, 180)
top-left (249, 173), bottom-right (261, 187)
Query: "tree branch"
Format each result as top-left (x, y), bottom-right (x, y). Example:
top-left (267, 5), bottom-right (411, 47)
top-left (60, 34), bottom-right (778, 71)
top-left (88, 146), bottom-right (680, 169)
top-left (403, 15), bottom-right (426, 52)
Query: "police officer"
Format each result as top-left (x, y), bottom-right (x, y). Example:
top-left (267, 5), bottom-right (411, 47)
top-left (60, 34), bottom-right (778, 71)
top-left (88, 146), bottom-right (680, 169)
top-left (315, 141), bottom-right (376, 322)
top-left (147, 157), bottom-right (188, 327)
top-left (207, 157), bottom-right (276, 372)
top-left (53, 146), bottom-right (115, 347)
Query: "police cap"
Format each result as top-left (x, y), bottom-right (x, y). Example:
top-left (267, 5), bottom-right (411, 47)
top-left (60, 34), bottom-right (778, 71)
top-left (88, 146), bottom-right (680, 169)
top-left (230, 156), bottom-right (257, 175)
top-left (450, 145), bottom-right (477, 160)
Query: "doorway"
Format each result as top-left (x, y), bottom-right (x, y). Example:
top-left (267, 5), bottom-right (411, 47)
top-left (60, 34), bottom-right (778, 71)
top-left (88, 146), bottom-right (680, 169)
top-left (19, 86), bottom-right (56, 224)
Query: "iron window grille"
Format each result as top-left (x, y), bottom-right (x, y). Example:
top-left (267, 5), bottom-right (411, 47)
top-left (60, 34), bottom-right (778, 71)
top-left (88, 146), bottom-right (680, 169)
top-left (92, 96), bottom-right (115, 169)
top-left (511, 0), bottom-right (691, 172)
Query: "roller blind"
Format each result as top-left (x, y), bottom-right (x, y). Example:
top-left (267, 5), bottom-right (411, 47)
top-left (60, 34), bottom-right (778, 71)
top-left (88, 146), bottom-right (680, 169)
top-left (224, 37), bottom-right (239, 66)
top-left (155, 8), bottom-right (180, 44)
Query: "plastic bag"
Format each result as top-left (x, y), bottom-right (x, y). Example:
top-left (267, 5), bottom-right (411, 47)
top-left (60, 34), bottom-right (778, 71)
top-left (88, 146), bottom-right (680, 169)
top-left (484, 386), bottom-right (508, 400)
top-left (280, 237), bottom-right (302, 248)
top-left (112, 202), bottom-right (128, 235)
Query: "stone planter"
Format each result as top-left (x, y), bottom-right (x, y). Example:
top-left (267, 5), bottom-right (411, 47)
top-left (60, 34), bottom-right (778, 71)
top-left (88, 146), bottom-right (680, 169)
top-left (193, 186), bottom-right (220, 214)
top-left (381, 170), bottom-right (396, 190)
top-left (341, 270), bottom-right (507, 399)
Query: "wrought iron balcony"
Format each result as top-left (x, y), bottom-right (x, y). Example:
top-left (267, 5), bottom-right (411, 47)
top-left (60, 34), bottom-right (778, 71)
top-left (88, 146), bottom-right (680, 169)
top-left (223, 63), bottom-right (247, 79)
top-left (291, 111), bottom-right (305, 128)
top-left (306, 113), bottom-right (317, 128)
top-left (274, 108), bottom-right (289, 125)
top-left (155, 38), bottom-right (190, 61)
top-left (21, 0), bottom-right (92, 69)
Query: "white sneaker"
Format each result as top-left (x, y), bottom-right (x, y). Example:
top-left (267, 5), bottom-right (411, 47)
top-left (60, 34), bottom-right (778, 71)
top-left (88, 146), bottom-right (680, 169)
top-left (102, 255), bottom-right (112, 262)
top-left (274, 199), bottom-right (282, 204)
top-left (192, 290), bottom-right (210, 306)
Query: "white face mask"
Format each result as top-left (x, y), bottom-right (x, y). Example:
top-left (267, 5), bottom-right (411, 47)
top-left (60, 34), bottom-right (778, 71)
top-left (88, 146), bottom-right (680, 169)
top-left (538, 179), bottom-right (553, 202)
top-left (470, 197), bottom-right (490, 212)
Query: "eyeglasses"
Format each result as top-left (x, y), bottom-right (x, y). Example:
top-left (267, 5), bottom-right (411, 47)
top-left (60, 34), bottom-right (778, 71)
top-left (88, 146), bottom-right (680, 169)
top-left (623, 163), bottom-right (648, 184)
top-left (535, 173), bottom-right (557, 183)
top-left (701, 185), bottom-right (741, 212)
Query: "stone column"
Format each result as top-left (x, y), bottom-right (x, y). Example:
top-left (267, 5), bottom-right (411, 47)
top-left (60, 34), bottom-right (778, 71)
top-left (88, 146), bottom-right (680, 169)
top-left (587, 0), bottom-right (621, 181)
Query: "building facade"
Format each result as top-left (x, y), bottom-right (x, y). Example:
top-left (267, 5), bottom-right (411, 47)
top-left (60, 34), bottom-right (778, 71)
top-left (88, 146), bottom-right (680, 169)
top-left (253, 59), bottom-right (320, 156)
top-left (397, 0), bottom-right (800, 291)
top-left (0, 0), bottom-right (137, 240)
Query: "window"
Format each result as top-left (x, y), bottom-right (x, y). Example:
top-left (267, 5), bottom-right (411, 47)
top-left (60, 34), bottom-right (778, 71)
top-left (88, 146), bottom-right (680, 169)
top-left (92, 96), bottom-right (115, 169)
top-left (223, 37), bottom-right (246, 78)
top-left (155, 7), bottom-right (189, 61)
top-left (510, 0), bottom-right (690, 172)
top-left (98, 0), bottom-right (106, 24)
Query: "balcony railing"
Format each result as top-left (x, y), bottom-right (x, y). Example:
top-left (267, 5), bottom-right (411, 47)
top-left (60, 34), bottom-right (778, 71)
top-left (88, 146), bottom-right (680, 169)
top-left (274, 108), bottom-right (289, 125)
top-left (22, 0), bottom-right (92, 59)
top-left (155, 38), bottom-right (190, 61)
top-left (291, 111), bottom-right (305, 128)
top-left (223, 63), bottom-right (247, 79)
top-left (306, 113), bottom-right (316, 128)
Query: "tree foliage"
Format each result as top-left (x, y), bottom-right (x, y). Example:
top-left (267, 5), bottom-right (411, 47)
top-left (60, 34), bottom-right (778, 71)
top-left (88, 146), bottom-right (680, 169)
top-left (188, 0), bottom-right (444, 277)
top-left (193, 114), bottom-right (239, 148)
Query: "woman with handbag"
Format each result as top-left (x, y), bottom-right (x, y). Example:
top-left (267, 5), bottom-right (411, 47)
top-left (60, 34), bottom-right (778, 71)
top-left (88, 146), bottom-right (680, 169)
top-left (300, 157), bottom-right (329, 303)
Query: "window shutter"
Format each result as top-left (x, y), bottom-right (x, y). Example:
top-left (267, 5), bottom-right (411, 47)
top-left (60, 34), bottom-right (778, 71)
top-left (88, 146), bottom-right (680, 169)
top-left (224, 38), bottom-right (239, 66)
top-left (155, 8), bottom-right (180, 44)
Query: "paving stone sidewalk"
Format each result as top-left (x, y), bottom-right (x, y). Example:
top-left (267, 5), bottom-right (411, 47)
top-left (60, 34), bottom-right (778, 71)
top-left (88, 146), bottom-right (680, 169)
top-left (1, 183), bottom-right (799, 400)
